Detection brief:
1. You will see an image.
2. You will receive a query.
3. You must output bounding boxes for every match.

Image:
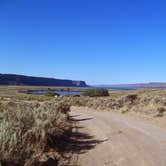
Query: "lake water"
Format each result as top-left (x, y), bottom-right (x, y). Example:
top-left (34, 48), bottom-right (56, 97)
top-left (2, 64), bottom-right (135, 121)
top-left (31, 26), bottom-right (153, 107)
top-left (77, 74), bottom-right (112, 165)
top-left (30, 90), bottom-right (81, 95)
top-left (29, 87), bottom-right (135, 96)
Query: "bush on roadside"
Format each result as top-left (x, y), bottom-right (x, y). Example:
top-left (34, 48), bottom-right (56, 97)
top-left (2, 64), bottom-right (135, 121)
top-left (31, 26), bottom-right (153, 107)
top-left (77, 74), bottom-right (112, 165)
top-left (0, 101), bottom-right (70, 165)
top-left (156, 107), bottom-right (166, 117)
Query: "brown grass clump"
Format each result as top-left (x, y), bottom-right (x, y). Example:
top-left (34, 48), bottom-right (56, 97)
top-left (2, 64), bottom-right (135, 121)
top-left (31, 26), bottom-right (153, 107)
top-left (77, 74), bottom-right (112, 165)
top-left (156, 107), bottom-right (166, 117)
top-left (0, 101), bottom-right (70, 165)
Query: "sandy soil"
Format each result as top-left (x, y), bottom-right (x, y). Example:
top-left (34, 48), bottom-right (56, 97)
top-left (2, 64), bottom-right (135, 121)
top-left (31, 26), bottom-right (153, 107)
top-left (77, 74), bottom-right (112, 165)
top-left (69, 107), bottom-right (166, 166)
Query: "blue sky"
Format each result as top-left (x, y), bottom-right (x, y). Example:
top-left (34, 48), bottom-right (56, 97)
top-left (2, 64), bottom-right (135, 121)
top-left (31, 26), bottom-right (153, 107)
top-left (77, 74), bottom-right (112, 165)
top-left (0, 0), bottom-right (166, 84)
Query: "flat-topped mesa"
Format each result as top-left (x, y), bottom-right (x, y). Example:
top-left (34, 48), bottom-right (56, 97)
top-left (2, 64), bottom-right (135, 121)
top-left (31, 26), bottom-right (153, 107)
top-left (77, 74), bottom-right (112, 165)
top-left (72, 80), bottom-right (87, 87)
top-left (0, 74), bottom-right (88, 87)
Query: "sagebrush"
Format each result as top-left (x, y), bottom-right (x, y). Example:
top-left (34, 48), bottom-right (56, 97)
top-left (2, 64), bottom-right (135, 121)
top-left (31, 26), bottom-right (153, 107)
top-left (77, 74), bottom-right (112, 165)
top-left (0, 101), bottom-right (70, 165)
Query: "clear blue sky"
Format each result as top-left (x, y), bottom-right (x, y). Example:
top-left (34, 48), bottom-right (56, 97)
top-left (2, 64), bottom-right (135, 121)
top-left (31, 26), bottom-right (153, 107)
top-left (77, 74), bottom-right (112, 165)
top-left (0, 0), bottom-right (166, 84)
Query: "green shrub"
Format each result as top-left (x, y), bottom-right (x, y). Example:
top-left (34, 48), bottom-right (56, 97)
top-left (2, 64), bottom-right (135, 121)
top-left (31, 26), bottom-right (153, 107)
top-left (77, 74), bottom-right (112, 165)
top-left (83, 88), bottom-right (109, 97)
top-left (45, 91), bottom-right (56, 97)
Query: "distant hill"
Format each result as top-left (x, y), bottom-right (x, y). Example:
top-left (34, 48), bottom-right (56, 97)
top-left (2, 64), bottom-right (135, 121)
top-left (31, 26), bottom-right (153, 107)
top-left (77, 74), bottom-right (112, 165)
top-left (95, 82), bottom-right (166, 90)
top-left (0, 74), bottom-right (88, 87)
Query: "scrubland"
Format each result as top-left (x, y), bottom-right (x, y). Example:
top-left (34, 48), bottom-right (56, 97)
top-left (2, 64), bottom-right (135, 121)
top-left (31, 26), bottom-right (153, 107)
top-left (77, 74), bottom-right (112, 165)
top-left (56, 89), bottom-right (166, 127)
top-left (0, 87), bottom-right (166, 165)
top-left (0, 93), bottom-right (71, 165)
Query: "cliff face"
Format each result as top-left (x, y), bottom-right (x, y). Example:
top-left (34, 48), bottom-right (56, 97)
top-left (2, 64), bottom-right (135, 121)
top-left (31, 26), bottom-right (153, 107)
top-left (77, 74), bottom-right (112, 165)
top-left (0, 74), bottom-right (87, 87)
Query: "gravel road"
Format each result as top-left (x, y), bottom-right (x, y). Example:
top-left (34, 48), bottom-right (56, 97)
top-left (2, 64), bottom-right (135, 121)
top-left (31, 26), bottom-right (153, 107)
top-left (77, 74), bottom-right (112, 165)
top-left (69, 107), bottom-right (166, 166)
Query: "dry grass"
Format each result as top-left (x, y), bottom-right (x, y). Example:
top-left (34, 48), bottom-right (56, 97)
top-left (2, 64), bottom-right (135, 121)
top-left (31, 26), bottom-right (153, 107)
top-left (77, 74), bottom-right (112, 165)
top-left (57, 89), bottom-right (166, 118)
top-left (0, 100), bottom-right (70, 165)
top-left (0, 87), bottom-right (166, 165)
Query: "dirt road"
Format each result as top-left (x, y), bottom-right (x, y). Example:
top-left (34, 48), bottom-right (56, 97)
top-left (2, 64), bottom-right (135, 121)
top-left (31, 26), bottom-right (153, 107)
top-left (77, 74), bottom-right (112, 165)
top-left (69, 107), bottom-right (166, 166)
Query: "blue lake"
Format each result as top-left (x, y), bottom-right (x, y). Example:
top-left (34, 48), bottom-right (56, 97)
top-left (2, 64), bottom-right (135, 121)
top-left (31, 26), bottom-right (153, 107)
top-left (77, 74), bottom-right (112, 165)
top-left (30, 90), bottom-right (81, 95)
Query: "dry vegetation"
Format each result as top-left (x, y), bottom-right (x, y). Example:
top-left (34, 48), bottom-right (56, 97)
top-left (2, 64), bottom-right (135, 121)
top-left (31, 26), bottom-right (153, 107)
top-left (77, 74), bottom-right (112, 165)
top-left (0, 86), bottom-right (166, 165)
top-left (56, 89), bottom-right (166, 118)
top-left (0, 92), bottom-right (71, 165)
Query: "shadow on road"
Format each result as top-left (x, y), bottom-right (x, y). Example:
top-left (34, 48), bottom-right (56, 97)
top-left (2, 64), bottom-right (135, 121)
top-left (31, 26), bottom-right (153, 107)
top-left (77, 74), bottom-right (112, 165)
top-left (65, 130), bottom-right (107, 155)
top-left (69, 117), bottom-right (94, 122)
top-left (66, 115), bottom-right (108, 155)
top-left (56, 115), bottom-right (109, 165)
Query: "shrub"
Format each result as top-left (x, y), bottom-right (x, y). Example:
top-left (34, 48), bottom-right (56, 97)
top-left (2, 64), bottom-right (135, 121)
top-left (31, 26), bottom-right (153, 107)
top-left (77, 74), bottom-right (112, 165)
top-left (156, 107), bottom-right (166, 117)
top-left (0, 101), bottom-right (70, 165)
top-left (83, 89), bottom-right (109, 97)
top-left (45, 91), bottom-right (57, 97)
top-left (125, 94), bottom-right (138, 102)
